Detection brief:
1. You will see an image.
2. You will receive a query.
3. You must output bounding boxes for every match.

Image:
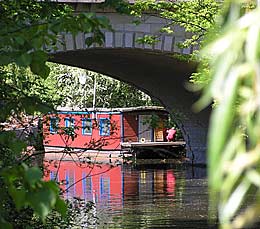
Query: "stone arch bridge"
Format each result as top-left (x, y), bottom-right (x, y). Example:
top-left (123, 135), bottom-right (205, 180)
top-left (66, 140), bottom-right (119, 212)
top-left (50, 2), bottom-right (210, 164)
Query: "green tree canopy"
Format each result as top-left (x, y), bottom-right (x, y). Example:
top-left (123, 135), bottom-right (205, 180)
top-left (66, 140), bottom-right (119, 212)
top-left (45, 63), bottom-right (158, 109)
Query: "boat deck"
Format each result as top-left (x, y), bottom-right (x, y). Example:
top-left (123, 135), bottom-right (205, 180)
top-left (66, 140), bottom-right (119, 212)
top-left (121, 141), bottom-right (186, 148)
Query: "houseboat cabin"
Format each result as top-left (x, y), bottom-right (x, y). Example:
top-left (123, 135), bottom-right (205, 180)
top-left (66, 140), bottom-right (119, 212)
top-left (43, 106), bottom-right (184, 157)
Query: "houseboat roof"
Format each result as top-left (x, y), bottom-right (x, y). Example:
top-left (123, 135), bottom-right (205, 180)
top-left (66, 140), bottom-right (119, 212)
top-left (56, 106), bottom-right (168, 113)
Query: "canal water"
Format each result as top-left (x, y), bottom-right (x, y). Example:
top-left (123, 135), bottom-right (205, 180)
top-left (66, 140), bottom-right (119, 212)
top-left (45, 159), bottom-right (217, 228)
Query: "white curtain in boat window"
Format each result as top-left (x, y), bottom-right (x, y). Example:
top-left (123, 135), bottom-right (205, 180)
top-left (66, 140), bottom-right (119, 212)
top-left (65, 117), bottom-right (75, 128)
top-left (82, 118), bottom-right (92, 135)
top-left (99, 118), bottom-right (110, 136)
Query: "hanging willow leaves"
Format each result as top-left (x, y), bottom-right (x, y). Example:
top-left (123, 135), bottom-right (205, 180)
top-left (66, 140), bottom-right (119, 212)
top-left (198, 1), bottom-right (260, 228)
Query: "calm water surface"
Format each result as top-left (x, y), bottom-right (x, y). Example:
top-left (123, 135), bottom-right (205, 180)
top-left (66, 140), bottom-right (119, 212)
top-left (45, 159), bottom-right (217, 228)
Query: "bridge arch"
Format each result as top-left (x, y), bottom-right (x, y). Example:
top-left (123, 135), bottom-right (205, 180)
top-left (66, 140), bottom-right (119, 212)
top-left (49, 6), bottom-right (210, 164)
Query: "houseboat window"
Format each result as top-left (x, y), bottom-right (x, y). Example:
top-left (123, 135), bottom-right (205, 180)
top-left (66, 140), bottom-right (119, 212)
top-left (50, 117), bottom-right (59, 134)
top-left (99, 119), bottom-right (110, 136)
top-left (82, 118), bottom-right (92, 135)
top-left (64, 117), bottom-right (75, 128)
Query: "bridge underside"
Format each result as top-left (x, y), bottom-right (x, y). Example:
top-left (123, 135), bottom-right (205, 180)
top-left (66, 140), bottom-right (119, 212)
top-left (50, 48), bottom-right (210, 164)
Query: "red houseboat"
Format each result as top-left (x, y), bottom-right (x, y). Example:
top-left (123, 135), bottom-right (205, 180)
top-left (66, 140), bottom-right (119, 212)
top-left (43, 106), bottom-right (185, 159)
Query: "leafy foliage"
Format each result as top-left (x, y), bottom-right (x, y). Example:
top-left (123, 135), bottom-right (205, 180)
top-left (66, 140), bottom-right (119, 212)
top-left (32, 198), bottom-right (97, 228)
top-left (0, 0), bottom-right (111, 228)
top-left (93, 74), bottom-right (157, 108)
top-left (107, 0), bottom-right (220, 48)
top-left (197, 1), bottom-right (260, 228)
top-left (0, 0), bottom-right (110, 78)
top-left (45, 64), bottom-right (158, 109)
top-left (1, 164), bottom-right (67, 220)
top-left (0, 65), bottom-right (62, 122)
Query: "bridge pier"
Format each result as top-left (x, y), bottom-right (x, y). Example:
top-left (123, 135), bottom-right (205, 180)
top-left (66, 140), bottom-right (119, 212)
top-left (163, 100), bottom-right (209, 165)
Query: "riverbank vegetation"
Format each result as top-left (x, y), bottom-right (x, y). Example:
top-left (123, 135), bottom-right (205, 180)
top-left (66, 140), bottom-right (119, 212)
top-left (0, 0), bottom-right (110, 227)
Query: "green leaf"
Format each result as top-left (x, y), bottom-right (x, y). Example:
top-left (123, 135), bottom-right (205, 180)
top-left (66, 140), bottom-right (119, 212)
top-left (31, 37), bottom-right (44, 49)
top-left (0, 131), bottom-right (26, 155)
top-left (9, 187), bottom-right (26, 211)
top-left (96, 16), bottom-right (111, 28)
top-left (24, 167), bottom-right (42, 187)
top-left (0, 131), bottom-right (15, 144)
top-left (16, 53), bottom-right (32, 67)
top-left (30, 62), bottom-right (50, 79)
top-left (85, 37), bottom-right (94, 47)
top-left (208, 68), bottom-right (240, 188)
top-left (55, 197), bottom-right (67, 218)
top-left (0, 54), bottom-right (13, 65)
top-left (44, 181), bottom-right (60, 195)
top-left (9, 140), bottom-right (27, 155)
top-left (27, 185), bottom-right (57, 220)
top-left (14, 36), bottom-right (25, 45)
top-left (29, 50), bottom-right (50, 78)
top-left (40, 64), bottom-right (51, 79)
top-left (32, 50), bottom-right (48, 63)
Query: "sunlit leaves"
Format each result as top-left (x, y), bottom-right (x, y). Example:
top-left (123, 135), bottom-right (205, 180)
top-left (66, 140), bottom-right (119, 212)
top-left (0, 65), bottom-right (57, 121)
top-left (0, 0), bottom-right (111, 78)
top-left (46, 64), bottom-right (155, 109)
top-left (128, 0), bottom-right (220, 48)
top-left (136, 35), bottom-right (159, 45)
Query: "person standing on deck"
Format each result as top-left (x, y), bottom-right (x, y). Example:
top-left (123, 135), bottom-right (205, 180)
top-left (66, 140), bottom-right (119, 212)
top-left (166, 127), bottom-right (176, 142)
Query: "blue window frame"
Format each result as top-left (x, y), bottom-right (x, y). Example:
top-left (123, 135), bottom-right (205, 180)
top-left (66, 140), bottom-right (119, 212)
top-left (50, 117), bottom-right (59, 134)
top-left (82, 118), bottom-right (92, 135)
top-left (64, 117), bottom-right (75, 128)
top-left (99, 118), bottom-right (110, 136)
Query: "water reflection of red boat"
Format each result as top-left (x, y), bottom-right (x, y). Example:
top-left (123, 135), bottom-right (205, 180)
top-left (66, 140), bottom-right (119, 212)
top-left (44, 160), bottom-right (176, 211)
top-left (44, 161), bottom-right (122, 203)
